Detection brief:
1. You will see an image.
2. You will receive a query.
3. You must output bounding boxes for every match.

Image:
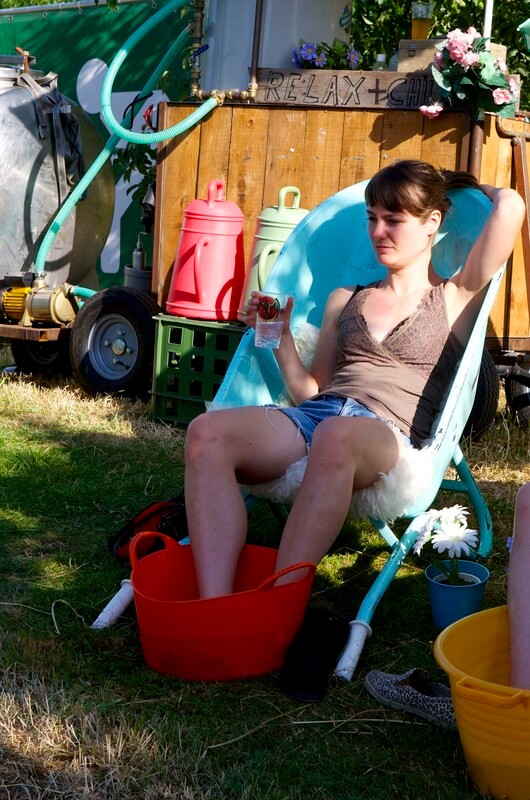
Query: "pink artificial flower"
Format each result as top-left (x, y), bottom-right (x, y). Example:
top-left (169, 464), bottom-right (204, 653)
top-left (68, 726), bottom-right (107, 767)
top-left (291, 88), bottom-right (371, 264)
top-left (461, 51), bottom-right (480, 68)
top-left (433, 51), bottom-right (444, 70)
top-left (466, 26), bottom-right (482, 42)
top-left (419, 102), bottom-right (444, 118)
top-left (447, 41), bottom-right (470, 66)
top-left (492, 88), bottom-right (512, 105)
top-left (445, 26), bottom-right (483, 66)
top-left (509, 78), bottom-right (520, 100)
top-left (494, 56), bottom-right (508, 74)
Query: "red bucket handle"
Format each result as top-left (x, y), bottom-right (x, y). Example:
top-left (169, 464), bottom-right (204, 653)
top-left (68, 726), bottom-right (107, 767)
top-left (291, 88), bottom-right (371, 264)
top-left (256, 561), bottom-right (315, 591)
top-left (129, 530), bottom-right (180, 571)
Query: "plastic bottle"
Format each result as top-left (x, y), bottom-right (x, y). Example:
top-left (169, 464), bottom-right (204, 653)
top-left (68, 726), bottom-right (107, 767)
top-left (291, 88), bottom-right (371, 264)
top-left (389, 49), bottom-right (399, 70)
top-left (372, 53), bottom-right (388, 71)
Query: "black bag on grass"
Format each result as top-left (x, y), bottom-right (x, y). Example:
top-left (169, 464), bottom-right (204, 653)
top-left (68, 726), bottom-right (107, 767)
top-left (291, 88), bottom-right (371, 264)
top-left (108, 491), bottom-right (188, 565)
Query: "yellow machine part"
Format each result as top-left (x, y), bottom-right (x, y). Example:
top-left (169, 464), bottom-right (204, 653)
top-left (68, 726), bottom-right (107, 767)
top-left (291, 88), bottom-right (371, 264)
top-left (2, 286), bottom-right (30, 320)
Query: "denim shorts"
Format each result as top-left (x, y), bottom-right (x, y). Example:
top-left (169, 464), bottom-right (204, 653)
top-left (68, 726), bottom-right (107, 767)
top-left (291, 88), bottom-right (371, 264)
top-left (274, 394), bottom-right (380, 451)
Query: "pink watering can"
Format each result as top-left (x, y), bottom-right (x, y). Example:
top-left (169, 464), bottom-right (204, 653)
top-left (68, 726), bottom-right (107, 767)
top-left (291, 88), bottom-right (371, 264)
top-left (165, 179), bottom-right (245, 321)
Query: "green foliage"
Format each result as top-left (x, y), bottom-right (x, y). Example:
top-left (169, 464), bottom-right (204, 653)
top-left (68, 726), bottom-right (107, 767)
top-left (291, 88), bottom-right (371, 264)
top-left (112, 140), bottom-right (156, 204)
top-left (348, 0), bottom-right (529, 108)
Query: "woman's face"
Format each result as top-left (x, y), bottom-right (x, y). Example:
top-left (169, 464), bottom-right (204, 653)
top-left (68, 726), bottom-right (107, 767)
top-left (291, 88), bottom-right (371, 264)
top-left (366, 205), bottom-right (441, 268)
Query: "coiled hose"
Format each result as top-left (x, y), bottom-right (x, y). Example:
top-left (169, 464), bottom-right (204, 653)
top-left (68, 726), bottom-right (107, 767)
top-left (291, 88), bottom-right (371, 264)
top-left (35, 0), bottom-right (220, 294)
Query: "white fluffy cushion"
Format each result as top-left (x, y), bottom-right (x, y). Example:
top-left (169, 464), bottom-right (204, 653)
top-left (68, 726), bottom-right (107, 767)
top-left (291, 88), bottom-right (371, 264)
top-left (249, 447), bottom-right (434, 521)
top-left (249, 323), bottom-right (435, 522)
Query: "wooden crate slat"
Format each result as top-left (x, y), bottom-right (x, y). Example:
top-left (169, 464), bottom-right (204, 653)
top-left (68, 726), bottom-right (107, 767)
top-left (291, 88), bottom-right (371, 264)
top-left (379, 110), bottom-right (424, 166)
top-left (153, 104), bottom-right (202, 304)
top-left (261, 109), bottom-right (307, 209)
top-left (300, 109), bottom-right (344, 209)
top-left (417, 112), bottom-right (468, 168)
top-left (225, 106), bottom-right (270, 259)
top-left (196, 105), bottom-right (233, 199)
top-left (339, 111), bottom-right (384, 189)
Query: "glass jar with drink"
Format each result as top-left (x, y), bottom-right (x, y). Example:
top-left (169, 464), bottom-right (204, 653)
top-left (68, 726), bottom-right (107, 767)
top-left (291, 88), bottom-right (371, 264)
top-left (411, 2), bottom-right (434, 39)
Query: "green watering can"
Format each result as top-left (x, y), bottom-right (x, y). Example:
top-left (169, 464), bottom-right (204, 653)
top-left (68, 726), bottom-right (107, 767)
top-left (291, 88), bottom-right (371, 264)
top-left (240, 186), bottom-right (309, 305)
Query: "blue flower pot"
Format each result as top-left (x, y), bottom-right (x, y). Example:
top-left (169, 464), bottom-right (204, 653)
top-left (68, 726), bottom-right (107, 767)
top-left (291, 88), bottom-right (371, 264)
top-left (425, 559), bottom-right (490, 630)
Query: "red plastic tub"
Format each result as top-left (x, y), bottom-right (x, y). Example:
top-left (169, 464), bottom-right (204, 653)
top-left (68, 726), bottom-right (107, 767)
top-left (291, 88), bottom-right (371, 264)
top-left (130, 531), bottom-right (315, 681)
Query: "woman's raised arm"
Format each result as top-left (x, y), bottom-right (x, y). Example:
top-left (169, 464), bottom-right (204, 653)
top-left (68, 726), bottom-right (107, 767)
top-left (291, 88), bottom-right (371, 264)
top-left (445, 185), bottom-right (525, 337)
top-left (453, 185), bottom-right (525, 294)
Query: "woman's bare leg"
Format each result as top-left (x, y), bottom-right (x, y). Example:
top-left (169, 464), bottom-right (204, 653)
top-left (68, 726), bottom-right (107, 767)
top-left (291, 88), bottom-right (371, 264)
top-left (275, 416), bottom-right (404, 573)
top-left (508, 483), bottom-right (530, 688)
top-left (185, 407), bottom-right (307, 598)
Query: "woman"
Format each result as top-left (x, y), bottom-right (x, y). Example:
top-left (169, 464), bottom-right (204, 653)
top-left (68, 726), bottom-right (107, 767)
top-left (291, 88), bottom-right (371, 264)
top-left (184, 160), bottom-right (525, 599)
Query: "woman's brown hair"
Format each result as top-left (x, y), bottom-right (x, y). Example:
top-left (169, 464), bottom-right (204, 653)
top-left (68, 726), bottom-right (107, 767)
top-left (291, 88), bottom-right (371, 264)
top-left (365, 159), bottom-right (480, 222)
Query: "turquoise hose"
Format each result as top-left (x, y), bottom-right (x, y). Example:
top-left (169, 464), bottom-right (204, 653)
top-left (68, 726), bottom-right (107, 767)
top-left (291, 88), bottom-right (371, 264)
top-left (35, 0), bottom-right (219, 276)
top-left (101, 0), bottom-right (219, 145)
top-left (69, 285), bottom-right (98, 300)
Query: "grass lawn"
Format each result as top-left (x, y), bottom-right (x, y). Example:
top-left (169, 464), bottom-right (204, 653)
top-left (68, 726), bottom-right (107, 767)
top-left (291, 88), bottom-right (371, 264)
top-left (0, 350), bottom-right (528, 799)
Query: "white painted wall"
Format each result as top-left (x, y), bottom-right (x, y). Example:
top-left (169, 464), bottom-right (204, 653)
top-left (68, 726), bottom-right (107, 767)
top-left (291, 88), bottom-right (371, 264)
top-left (200, 0), bottom-right (349, 91)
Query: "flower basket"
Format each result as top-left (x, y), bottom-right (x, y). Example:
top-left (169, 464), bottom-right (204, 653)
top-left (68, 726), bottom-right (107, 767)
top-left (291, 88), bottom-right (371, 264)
top-left (419, 26), bottom-right (519, 121)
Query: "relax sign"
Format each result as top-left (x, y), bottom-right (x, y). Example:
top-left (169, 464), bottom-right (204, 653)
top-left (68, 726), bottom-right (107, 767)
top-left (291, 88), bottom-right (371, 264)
top-left (256, 68), bottom-right (436, 110)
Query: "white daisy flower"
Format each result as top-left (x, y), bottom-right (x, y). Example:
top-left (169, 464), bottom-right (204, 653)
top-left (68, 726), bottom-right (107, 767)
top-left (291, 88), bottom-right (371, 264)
top-left (431, 527), bottom-right (479, 559)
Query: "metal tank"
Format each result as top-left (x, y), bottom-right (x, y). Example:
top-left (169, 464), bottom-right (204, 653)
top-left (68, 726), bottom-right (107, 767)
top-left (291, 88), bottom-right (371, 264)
top-left (0, 57), bottom-right (114, 291)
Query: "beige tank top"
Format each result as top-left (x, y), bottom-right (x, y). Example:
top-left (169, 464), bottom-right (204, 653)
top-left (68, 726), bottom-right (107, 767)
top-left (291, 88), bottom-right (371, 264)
top-left (320, 283), bottom-right (465, 445)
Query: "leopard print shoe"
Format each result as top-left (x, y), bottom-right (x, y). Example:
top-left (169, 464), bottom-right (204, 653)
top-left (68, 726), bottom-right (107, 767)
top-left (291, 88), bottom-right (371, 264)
top-left (364, 668), bottom-right (456, 729)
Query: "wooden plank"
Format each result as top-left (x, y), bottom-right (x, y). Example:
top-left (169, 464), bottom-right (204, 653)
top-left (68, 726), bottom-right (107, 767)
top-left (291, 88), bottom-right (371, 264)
top-left (0, 324), bottom-right (65, 341)
top-left (418, 112), bottom-right (469, 169)
top-left (153, 104), bottom-right (202, 306)
top-left (339, 111), bottom-right (384, 188)
top-left (256, 68), bottom-right (435, 111)
top-left (300, 110), bottom-right (344, 208)
top-left (262, 109), bottom-right (307, 209)
top-left (507, 122), bottom-right (530, 341)
top-left (196, 105), bottom-right (233, 200)
top-left (379, 110), bottom-right (424, 165)
top-left (224, 106), bottom-right (270, 260)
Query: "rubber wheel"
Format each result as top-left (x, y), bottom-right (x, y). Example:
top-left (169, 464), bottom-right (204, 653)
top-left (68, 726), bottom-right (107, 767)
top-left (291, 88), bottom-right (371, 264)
top-left (505, 365), bottom-right (530, 426)
top-left (463, 348), bottom-right (500, 440)
top-left (10, 335), bottom-right (72, 377)
top-left (70, 286), bottom-right (161, 396)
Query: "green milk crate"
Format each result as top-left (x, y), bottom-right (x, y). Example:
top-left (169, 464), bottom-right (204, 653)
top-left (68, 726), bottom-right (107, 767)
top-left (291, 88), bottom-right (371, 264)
top-left (151, 314), bottom-right (246, 424)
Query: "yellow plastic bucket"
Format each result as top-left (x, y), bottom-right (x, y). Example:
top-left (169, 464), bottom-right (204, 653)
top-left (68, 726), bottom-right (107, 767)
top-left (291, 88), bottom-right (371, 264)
top-left (434, 605), bottom-right (530, 800)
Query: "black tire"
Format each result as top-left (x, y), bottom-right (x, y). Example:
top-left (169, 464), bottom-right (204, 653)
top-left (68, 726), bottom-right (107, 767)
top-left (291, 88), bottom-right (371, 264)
top-left (463, 348), bottom-right (500, 440)
top-left (505, 365), bottom-right (530, 426)
top-left (70, 286), bottom-right (161, 396)
top-left (10, 335), bottom-right (72, 377)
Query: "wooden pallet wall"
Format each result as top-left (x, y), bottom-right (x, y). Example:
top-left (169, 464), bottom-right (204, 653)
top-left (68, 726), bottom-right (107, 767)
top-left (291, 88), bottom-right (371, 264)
top-left (153, 103), bottom-right (469, 305)
top-left (153, 103), bottom-right (529, 348)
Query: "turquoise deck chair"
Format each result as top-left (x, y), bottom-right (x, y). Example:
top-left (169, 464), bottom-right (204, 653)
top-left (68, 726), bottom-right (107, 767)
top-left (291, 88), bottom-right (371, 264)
top-left (212, 181), bottom-right (503, 680)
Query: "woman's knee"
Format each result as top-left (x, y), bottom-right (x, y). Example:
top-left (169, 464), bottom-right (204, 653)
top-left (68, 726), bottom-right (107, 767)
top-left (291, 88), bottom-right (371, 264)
top-left (185, 411), bottom-right (226, 466)
top-left (310, 418), bottom-right (355, 466)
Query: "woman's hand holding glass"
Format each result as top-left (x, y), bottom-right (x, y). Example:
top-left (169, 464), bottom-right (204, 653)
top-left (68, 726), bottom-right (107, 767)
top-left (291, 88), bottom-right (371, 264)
top-left (238, 292), bottom-right (293, 349)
